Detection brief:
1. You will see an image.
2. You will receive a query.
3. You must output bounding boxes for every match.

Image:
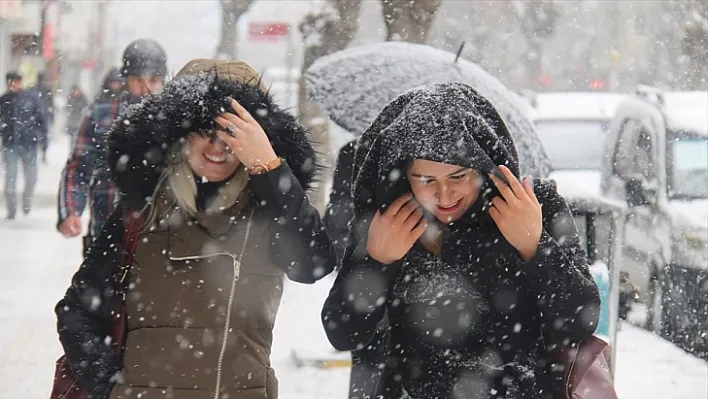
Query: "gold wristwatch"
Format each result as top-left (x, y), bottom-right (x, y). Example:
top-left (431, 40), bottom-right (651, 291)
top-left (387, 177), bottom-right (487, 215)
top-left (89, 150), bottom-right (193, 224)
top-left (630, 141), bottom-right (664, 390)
top-left (249, 157), bottom-right (283, 175)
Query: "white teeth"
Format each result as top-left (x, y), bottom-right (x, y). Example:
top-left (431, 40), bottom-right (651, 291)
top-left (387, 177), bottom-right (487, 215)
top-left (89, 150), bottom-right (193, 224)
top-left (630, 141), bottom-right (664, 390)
top-left (440, 200), bottom-right (460, 209)
top-left (205, 153), bottom-right (226, 162)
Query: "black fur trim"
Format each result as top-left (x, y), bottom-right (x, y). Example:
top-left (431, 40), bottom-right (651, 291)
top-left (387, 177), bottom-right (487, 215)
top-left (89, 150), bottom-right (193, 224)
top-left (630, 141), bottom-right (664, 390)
top-left (107, 72), bottom-right (318, 210)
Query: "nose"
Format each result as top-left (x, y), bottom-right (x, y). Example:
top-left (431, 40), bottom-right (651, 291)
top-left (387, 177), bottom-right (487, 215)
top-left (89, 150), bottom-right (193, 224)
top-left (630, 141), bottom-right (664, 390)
top-left (208, 137), bottom-right (228, 152)
top-left (437, 184), bottom-right (455, 205)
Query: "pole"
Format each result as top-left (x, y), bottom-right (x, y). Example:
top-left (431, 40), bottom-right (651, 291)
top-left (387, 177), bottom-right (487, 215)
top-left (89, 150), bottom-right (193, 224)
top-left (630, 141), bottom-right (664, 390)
top-left (98, 0), bottom-right (106, 78)
top-left (607, 209), bottom-right (623, 378)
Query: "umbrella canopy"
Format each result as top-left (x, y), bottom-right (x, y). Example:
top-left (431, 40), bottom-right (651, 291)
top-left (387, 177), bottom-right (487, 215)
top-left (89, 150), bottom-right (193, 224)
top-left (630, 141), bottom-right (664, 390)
top-left (305, 41), bottom-right (552, 178)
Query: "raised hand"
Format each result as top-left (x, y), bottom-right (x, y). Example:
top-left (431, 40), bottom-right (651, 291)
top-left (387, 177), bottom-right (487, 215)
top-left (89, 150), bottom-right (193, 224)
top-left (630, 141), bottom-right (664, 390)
top-left (367, 194), bottom-right (428, 264)
top-left (214, 98), bottom-right (278, 170)
top-left (488, 165), bottom-right (542, 262)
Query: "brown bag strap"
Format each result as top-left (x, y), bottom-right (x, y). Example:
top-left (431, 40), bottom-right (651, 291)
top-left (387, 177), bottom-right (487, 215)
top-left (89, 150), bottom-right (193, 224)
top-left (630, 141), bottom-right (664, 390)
top-left (114, 212), bottom-right (144, 301)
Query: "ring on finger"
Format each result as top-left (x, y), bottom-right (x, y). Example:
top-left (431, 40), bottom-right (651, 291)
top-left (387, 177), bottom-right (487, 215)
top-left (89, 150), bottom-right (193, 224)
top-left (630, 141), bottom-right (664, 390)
top-left (225, 124), bottom-right (236, 136)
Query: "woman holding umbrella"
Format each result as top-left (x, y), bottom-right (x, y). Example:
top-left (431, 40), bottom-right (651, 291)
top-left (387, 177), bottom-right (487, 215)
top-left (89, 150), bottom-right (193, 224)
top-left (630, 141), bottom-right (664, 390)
top-left (321, 83), bottom-right (600, 399)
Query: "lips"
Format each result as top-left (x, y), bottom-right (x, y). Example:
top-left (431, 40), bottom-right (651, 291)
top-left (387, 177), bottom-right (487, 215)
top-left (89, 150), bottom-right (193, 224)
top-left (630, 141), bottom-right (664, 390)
top-left (436, 199), bottom-right (462, 213)
top-left (203, 153), bottom-right (227, 164)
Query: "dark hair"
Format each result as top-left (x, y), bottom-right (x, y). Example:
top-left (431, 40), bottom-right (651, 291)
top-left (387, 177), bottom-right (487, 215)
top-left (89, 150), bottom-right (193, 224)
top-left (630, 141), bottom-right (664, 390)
top-left (6, 72), bottom-right (22, 81)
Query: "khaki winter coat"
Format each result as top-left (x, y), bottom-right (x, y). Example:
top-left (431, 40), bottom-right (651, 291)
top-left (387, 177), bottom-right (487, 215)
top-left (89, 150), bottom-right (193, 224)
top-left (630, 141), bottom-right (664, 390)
top-left (56, 58), bottom-right (336, 399)
top-left (109, 200), bottom-right (283, 399)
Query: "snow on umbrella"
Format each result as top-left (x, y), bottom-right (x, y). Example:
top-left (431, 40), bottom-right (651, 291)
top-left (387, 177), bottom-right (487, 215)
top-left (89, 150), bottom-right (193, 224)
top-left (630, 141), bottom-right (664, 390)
top-left (305, 41), bottom-right (552, 178)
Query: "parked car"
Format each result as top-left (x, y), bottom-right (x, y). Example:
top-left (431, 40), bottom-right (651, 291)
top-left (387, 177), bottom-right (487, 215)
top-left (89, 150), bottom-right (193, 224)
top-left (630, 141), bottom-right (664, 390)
top-left (522, 91), bottom-right (637, 316)
top-left (601, 86), bottom-right (708, 357)
top-left (522, 91), bottom-right (627, 196)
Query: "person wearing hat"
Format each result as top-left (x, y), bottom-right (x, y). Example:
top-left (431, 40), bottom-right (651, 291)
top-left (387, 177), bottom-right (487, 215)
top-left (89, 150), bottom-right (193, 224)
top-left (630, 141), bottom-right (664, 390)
top-left (57, 39), bottom-right (168, 254)
top-left (0, 71), bottom-right (48, 219)
top-left (65, 84), bottom-right (89, 150)
top-left (55, 58), bottom-right (337, 399)
top-left (96, 67), bottom-right (125, 101)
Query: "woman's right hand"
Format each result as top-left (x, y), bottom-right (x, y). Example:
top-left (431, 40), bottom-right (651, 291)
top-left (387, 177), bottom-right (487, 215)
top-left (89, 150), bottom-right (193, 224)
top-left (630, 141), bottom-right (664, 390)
top-left (367, 194), bottom-right (427, 264)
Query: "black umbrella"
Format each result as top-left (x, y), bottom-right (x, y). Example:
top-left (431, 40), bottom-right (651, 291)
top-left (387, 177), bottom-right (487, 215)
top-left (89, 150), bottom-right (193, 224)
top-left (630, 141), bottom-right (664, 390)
top-left (305, 41), bottom-right (552, 178)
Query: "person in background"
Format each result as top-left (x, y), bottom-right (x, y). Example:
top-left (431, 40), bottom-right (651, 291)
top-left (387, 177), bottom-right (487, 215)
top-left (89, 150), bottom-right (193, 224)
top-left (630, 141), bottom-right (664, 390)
top-left (35, 72), bottom-right (55, 125)
top-left (0, 71), bottom-right (47, 219)
top-left (96, 68), bottom-right (124, 101)
top-left (324, 139), bottom-right (357, 261)
top-left (65, 84), bottom-right (88, 150)
top-left (324, 139), bottom-right (392, 399)
top-left (57, 39), bottom-right (167, 255)
top-left (34, 72), bottom-right (54, 162)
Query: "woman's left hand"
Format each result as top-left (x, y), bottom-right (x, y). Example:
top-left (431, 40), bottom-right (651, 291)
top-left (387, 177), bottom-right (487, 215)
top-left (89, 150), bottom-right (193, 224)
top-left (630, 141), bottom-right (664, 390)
top-left (214, 98), bottom-right (278, 169)
top-left (488, 165), bottom-right (542, 262)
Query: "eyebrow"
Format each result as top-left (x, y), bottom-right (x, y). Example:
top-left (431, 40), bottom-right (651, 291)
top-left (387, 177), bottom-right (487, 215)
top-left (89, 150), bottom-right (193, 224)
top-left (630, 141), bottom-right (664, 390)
top-left (410, 167), bottom-right (469, 179)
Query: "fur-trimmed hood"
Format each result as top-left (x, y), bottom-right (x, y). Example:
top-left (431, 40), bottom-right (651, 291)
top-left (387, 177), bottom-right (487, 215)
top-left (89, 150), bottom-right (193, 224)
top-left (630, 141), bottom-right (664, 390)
top-left (107, 60), bottom-right (317, 211)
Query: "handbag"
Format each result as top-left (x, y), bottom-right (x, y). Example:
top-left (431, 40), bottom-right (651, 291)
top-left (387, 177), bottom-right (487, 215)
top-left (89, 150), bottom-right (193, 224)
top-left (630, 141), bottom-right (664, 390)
top-left (544, 331), bottom-right (619, 399)
top-left (50, 213), bottom-right (143, 399)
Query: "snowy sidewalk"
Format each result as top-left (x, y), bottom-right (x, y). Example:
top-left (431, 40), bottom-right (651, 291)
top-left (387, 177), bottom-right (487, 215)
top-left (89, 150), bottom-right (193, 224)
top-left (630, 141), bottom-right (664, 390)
top-left (0, 147), bottom-right (706, 397)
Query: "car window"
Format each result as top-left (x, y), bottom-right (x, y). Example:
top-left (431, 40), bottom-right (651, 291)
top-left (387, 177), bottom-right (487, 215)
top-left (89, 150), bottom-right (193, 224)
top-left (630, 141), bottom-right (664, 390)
top-left (668, 134), bottom-right (708, 199)
top-left (633, 128), bottom-right (657, 181)
top-left (613, 119), bottom-right (638, 176)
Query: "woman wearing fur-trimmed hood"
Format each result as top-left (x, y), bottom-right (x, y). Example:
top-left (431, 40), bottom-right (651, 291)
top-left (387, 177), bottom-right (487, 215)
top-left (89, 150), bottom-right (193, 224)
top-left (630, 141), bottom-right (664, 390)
top-left (55, 59), bottom-right (337, 399)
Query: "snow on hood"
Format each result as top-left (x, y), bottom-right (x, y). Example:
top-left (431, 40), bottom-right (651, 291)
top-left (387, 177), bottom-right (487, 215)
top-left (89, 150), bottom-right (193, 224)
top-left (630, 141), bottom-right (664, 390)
top-left (548, 170), bottom-right (603, 199)
top-left (351, 82), bottom-right (521, 216)
top-left (526, 92), bottom-right (626, 122)
top-left (669, 199), bottom-right (708, 230)
top-left (305, 41), bottom-right (552, 178)
top-left (663, 91), bottom-right (708, 136)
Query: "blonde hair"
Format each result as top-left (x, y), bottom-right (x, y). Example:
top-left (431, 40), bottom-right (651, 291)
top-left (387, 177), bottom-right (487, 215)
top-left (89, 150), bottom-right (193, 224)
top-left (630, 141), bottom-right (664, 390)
top-left (144, 140), bottom-right (249, 228)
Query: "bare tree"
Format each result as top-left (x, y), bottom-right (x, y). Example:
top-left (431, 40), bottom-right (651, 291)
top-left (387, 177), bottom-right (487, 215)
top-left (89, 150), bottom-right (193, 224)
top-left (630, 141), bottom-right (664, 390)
top-left (664, 0), bottom-right (708, 89)
top-left (510, 0), bottom-right (560, 89)
top-left (298, 0), bottom-right (363, 211)
top-left (215, 0), bottom-right (252, 59)
top-left (380, 0), bottom-right (442, 44)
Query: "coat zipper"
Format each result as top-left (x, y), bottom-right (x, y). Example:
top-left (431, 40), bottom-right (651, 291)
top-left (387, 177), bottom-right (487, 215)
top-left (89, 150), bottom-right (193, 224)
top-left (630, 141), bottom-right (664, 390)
top-left (168, 209), bottom-right (254, 399)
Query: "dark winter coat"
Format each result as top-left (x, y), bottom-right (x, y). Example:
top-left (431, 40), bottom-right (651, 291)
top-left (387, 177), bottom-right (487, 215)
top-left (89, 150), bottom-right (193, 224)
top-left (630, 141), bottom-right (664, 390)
top-left (0, 89), bottom-right (47, 149)
top-left (66, 92), bottom-right (88, 133)
top-left (321, 83), bottom-right (600, 399)
top-left (34, 77), bottom-right (55, 123)
top-left (96, 68), bottom-right (124, 102)
top-left (324, 139), bottom-right (357, 263)
top-left (56, 59), bottom-right (337, 399)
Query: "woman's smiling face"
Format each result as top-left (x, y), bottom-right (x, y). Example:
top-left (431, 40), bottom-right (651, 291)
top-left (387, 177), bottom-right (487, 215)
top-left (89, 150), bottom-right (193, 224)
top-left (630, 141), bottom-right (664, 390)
top-left (407, 159), bottom-right (483, 223)
top-left (184, 134), bottom-right (241, 182)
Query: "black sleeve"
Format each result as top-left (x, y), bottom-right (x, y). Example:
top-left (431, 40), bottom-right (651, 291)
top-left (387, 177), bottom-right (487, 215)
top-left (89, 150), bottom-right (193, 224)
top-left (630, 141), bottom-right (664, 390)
top-left (55, 209), bottom-right (126, 398)
top-left (0, 95), bottom-right (8, 138)
top-left (33, 94), bottom-right (48, 150)
top-left (518, 180), bottom-right (601, 342)
top-left (321, 216), bottom-right (402, 351)
top-left (249, 161), bottom-right (337, 284)
top-left (323, 140), bottom-right (357, 263)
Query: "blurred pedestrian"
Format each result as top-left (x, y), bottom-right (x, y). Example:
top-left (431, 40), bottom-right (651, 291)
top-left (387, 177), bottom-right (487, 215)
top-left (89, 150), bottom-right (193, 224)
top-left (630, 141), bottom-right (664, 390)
top-left (65, 84), bottom-right (88, 150)
top-left (96, 67), bottom-right (124, 101)
top-left (0, 72), bottom-right (47, 219)
top-left (57, 39), bottom-right (167, 255)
